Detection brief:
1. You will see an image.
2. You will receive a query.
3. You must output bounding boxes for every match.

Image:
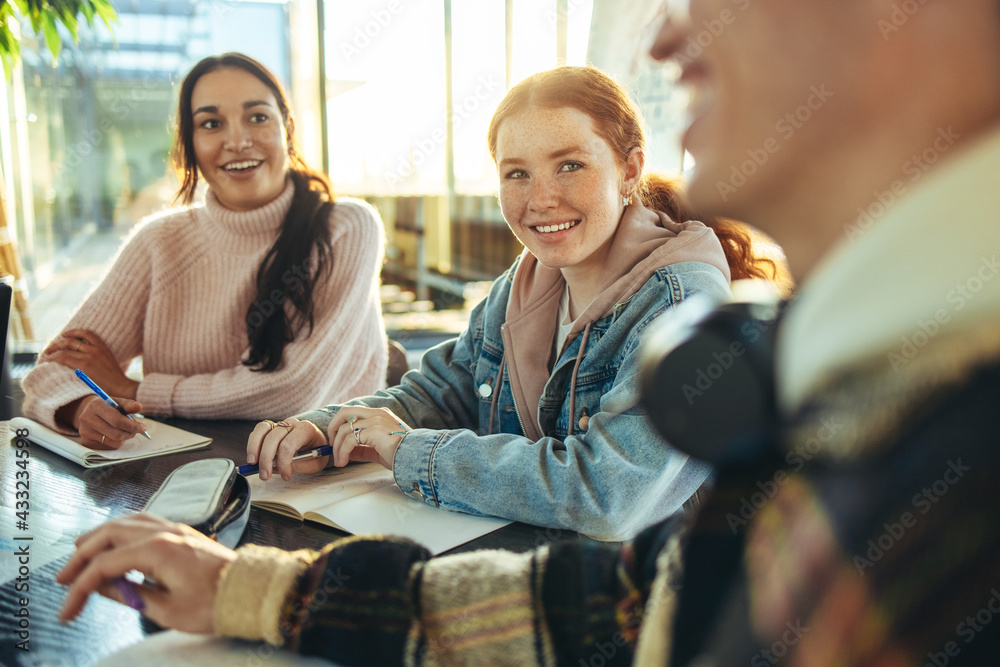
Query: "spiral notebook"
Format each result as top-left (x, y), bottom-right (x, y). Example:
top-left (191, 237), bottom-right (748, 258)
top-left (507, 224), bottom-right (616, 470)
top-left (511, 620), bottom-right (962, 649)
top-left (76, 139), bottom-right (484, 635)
top-left (9, 416), bottom-right (211, 468)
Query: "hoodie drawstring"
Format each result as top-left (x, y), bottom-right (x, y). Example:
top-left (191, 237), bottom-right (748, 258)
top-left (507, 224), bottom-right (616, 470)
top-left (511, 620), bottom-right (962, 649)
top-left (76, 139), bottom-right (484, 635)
top-left (489, 321), bottom-right (591, 437)
top-left (487, 351), bottom-right (505, 435)
top-left (566, 321), bottom-right (592, 437)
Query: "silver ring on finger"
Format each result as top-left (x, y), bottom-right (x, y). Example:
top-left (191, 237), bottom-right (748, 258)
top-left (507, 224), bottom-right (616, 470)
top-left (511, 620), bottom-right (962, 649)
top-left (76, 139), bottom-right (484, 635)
top-left (352, 425), bottom-right (362, 444)
top-left (275, 420), bottom-right (293, 429)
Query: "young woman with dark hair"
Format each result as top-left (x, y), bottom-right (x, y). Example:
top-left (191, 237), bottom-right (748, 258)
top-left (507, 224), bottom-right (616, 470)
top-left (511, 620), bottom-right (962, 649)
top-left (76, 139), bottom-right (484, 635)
top-left (23, 53), bottom-right (387, 448)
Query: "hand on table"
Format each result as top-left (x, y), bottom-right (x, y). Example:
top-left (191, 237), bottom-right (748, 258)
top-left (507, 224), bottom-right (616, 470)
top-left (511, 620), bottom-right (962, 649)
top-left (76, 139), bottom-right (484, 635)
top-left (246, 417), bottom-right (329, 481)
top-left (245, 408), bottom-right (413, 481)
top-left (328, 407), bottom-right (411, 470)
top-left (57, 514), bottom-right (237, 633)
top-left (59, 394), bottom-right (148, 449)
top-left (40, 328), bottom-right (139, 400)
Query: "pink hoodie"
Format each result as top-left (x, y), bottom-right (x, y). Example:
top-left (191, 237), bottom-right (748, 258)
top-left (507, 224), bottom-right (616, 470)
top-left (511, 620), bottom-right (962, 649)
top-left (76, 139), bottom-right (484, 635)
top-left (500, 200), bottom-right (731, 440)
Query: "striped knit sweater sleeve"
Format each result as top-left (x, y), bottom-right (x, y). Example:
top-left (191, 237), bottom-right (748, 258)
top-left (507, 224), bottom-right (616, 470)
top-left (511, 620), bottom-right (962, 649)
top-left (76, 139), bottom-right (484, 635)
top-left (22, 182), bottom-right (388, 430)
top-left (213, 516), bottom-right (688, 666)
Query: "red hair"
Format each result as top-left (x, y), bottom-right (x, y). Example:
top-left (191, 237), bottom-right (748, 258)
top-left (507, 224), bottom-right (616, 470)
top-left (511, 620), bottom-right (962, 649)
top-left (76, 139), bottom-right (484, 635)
top-left (487, 66), bottom-right (788, 286)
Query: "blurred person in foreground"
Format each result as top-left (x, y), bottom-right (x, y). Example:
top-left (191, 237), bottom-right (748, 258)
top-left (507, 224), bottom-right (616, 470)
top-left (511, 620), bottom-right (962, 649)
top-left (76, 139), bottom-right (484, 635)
top-left (58, 1), bottom-right (1000, 664)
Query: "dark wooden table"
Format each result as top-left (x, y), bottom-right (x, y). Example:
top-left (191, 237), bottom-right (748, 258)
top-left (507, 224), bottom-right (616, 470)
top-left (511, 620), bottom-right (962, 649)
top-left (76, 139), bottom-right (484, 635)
top-left (0, 417), bottom-right (571, 666)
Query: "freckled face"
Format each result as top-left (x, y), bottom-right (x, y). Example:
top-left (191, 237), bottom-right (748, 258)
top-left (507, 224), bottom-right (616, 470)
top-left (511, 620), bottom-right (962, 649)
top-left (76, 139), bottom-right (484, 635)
top-left (191, 67), bottom-right (290, 211)
top-left (495, 105), bottom-right (631, 274)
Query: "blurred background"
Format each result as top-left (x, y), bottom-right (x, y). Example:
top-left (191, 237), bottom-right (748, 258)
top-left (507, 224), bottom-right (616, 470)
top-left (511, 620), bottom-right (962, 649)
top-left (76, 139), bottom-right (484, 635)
top-left (0, 0), bottom-right (688, 373)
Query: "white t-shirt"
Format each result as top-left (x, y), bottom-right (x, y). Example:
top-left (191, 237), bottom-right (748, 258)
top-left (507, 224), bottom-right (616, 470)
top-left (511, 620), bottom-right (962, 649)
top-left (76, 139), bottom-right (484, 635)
top-left (554, 283), bottom-right (577, 360)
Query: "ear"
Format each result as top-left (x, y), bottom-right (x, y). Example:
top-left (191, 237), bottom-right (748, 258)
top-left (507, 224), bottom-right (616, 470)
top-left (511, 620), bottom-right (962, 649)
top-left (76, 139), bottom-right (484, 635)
top-left (621, 147), bottom-right (644, 194)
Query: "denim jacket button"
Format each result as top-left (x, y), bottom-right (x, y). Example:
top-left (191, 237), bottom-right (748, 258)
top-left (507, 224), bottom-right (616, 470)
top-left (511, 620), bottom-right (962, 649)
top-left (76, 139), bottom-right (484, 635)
top-left (408, 482), bottom-right (425, 501)
top-left (478, 382), bottom-right (493, 398)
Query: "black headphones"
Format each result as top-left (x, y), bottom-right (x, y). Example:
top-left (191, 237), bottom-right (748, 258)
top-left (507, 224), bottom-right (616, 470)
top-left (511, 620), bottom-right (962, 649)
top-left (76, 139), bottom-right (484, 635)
top-left (638, 291), bottom-right (782, 468)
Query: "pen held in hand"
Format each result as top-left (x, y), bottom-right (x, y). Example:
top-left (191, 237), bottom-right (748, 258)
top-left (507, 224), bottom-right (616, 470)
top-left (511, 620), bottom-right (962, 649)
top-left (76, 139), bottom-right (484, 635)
top-left (75, 369), bottom-right (152, 440)
top-left (238, 444), bottom-right (333, 476)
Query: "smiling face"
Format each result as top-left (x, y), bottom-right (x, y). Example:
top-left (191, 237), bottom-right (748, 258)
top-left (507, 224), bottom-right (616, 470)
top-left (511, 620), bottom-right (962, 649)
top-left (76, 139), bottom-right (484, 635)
top-left (190, 67), bottom-right (290, 211)
top-left (495, 105), bottom-right (641, 277)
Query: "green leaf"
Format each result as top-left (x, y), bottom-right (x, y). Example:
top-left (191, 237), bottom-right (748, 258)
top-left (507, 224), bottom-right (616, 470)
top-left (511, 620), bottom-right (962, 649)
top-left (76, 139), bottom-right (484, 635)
top-left (93, 0), bottom-right (117, 27)
top-left (57, 7), bottom-right (78, 40)
top-left (78, 1), bottom-right (94, 24)
top-left (11, 0), bottom-right (31, 18)
top-left (40, 9), bottom-right (60, 61)
top-left (0, 22), bottom-right (20, 80)
top-left (0, 0), bottom-right (119, 76)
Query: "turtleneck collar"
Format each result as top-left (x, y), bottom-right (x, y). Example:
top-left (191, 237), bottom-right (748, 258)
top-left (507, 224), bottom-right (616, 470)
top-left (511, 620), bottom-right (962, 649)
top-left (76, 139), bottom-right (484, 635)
top-left (203, 177), bottom-right (295, 239)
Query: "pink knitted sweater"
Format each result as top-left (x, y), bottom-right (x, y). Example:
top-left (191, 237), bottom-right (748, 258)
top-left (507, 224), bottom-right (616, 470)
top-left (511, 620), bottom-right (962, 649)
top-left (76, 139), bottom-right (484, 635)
top-left (22, 179), bottom-right (388, 432)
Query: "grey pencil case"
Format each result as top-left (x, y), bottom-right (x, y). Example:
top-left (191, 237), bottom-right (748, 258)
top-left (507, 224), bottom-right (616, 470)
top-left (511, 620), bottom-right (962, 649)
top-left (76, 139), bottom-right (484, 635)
top-left (143, 458), bottom-right (251, 549)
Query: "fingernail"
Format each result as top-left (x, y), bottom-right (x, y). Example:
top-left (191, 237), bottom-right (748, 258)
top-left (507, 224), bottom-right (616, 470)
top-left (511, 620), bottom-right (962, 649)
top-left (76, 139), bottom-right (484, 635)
top-left (247, 455), bottom-right (256, 464)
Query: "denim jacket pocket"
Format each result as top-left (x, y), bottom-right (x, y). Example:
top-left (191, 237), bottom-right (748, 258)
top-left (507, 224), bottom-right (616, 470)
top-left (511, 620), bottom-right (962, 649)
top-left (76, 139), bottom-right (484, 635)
top-left (540, 364), bottom-right (618, 440)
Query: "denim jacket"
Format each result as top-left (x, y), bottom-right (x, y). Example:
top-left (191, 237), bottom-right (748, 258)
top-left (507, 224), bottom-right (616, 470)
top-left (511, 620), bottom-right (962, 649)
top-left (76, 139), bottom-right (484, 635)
top-left (300, 262), bottom-right (728, 541)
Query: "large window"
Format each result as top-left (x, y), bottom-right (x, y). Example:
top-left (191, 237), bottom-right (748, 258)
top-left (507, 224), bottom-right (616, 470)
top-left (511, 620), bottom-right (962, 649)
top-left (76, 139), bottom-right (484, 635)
top-left (3, 0), bottom-right (688, 348)
top-left (323, 0), bottom-right (594, 196)
top-left (2, 0), bottom-right (298, 344)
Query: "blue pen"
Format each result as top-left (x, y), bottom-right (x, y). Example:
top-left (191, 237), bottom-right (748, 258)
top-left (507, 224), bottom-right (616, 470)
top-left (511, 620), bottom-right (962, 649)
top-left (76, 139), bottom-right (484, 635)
top-left (75, 369), bottom-right (152, 440)
top-left (238, 444), bottom-right (333, 476)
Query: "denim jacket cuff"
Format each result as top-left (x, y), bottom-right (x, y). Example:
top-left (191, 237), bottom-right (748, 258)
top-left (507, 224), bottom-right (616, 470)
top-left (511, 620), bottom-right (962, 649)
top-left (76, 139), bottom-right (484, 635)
top-left (295, 406), bottom-right (339, 433)
top-left (391, 428), bottom-right (442, 507)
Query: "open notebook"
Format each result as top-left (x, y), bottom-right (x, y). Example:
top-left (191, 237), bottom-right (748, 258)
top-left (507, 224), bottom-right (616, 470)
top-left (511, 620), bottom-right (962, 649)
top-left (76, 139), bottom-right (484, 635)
top-left (248, 462), bottom-right (511, 555)
top-left (10, 416), bottom-right (211, 468)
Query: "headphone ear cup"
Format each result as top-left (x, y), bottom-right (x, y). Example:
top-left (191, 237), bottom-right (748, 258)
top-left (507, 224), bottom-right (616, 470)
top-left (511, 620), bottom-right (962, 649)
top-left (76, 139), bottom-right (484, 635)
top-left (639, 297), bottom-right (779, 467)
